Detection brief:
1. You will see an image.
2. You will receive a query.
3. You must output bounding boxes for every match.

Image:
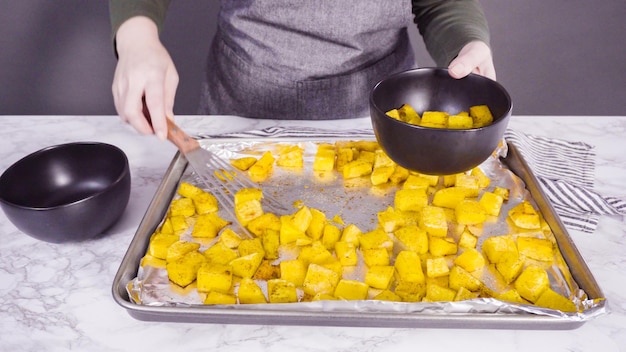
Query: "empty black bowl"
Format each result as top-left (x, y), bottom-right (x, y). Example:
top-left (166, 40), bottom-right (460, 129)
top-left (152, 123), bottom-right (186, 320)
top-left (370, 68), bottom-right (512, 175)
top-left (0, 142), bottom-right (131, 243)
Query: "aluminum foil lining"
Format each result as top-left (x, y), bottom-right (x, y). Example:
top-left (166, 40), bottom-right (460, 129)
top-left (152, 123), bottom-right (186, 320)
top-left (127, 139), bottom-right (606, 321)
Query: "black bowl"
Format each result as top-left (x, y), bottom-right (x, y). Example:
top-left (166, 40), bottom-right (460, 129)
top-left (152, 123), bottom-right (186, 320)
top-left (370, 68), bottom-right (512, 175)
top-left (0, 142), bottom-right (131, 243)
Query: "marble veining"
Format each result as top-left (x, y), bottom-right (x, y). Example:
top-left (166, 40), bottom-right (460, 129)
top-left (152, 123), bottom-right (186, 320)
top-left (0, 115), bottom-right (625, 352)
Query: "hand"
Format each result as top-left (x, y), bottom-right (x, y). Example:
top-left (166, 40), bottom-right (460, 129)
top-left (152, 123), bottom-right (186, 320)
top-left (112, 16), bottom-right (179, 140)
top-left (447, 41), bottom-right (496, 81)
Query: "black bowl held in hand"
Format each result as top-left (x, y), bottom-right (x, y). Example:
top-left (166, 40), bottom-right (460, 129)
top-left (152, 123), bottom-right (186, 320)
top-left (0, 142), bottom-right (131, 243)
top-left (369, 68), bottom-right (512, 175)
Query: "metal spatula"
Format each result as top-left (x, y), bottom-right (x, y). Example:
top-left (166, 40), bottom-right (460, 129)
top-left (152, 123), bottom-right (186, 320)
top-left (163, 118), bottom-right (287, 235)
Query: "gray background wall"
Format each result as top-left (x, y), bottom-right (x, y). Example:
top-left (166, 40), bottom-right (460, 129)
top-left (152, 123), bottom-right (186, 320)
top-left (1, 1), bottom-right (624, 116)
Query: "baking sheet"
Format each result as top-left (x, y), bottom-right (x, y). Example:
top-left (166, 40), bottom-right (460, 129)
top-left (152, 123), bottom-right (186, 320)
top-left (112, 137), bottom-right (606, 329)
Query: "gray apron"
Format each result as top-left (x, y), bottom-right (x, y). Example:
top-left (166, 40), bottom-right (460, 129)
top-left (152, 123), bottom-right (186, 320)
top-left (198, 0), bottom-right (416, 119)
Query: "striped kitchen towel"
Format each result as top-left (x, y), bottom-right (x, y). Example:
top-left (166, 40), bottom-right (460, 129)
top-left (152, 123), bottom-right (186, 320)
top-left (503, 130), bottom-right (626, 233)
top-left (200, 126), bottom-right (625, 234)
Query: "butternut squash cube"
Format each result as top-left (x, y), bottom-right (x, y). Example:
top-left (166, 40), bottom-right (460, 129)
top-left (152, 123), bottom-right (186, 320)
top-left (166, 251), bottom-right (206, 287)
top-left (517, 236), bottom-right (554, 262)
top-left (342, 159), bottom-right (373, 179)
top-left (447, 114), bottom-right (473, 129)
top-left (455, 199), bottom-right (487, 225)
top-left (306, 207), bottom-right (327, 240)
top-left (429, 237), bottom-right (458, 257)
top-left (166, 240), bottom-right (201, 263)
top-left (358, 228), bottom-right (393, 251)
top-left (169, 215), bottom-right (189, 233)
top-left (192, 212), bottom-right (230, 238)
top-left (298, 241), bottom-right (334, 265)
top-left (397, 103), bottom-right (421, 124)
top-left (449, 265), bottom-right (482, 291)
top-left (335, 147), bottom-right (355, 172)
top-left (334, 279), bottom-right (369, 300)
top-left (169, 197), bottom-right (195, 218)
top-left (148, 233), bottom-right (179, 260)
top-left (386, 108), bottom-right (401, 120)
top-left (469, 104), bottom-right (494, 128)
top-left (238, 238), bottom-right (265, 258)
top-left (470, 167), bottom-right (491, 188)
top-left (535, 288), bottom-right (577, 312)
top-left (302, 263), bottom-right (340, 296)
top-left (373, 290), bottom-right (402, 302)
top-left (313, 144), bottom-right (335, 171)
top-left (373, 149), bottom-right (395, 168)
top-left (371, 165), bottom-right (396, 186)
top-left (279, 215), bottom-right (308, 245)
top-left (248, 151), bottom-right (275, 180)
top-left (479, 191), bottom-right (504, 217)
top-left (426, 257), bottom-right (450, 278)
top-left (453, 248), bottom-right (485, 272)
top-left (197, 262), bottom-right (233, 293)
top-left (482, 235), bottom-right (519, 264)
top-left (292, 206), bottom-right (313, 232)
top-left (364, 265), bottom-right (395, 290)
top-left (514, 265), bottom-right (550, 303)
top-left (394, 188), bottom-right (429, 212)
top-left (493, 186), bottom-right (510, 201)
top-left (419, 206), bottom-right (448, 237)
top-left (403, 174), bottom-right (431, 191)
top-left (455, 174), bottom-right (480, 198)
top-left (235, 199), bottom-right (263, 226)
top-left (268, 279), bottom-right (298, 303)
top-left (203, 242), bottom-right (238, 265)
top-left (321, 223), bottom-right (341, 250)
top-left (177, 181), bottom-right (204, 199)
top-left (158, 217), bottom-right (175, 235)
top-left (362, 248), bottom-right (390, 267)
top-left (230, 252), bottom-right (264, 278)
top-left (357, 150), bottom-right (376, 164)
top-left (280, 259), bottom-right (308, 286)
top-left (377, 206), bottom-right (406, 233)
top-left (458, 228), bottom-right (478, 249)
top-left (508, 201), bottom-right (541, 229)
top-left (394, 250), bottom-right (425, 284)
top-left (203, 291), bottom-right (237, 305)
top-left (420, 111), bottom-right (448, 128)
top-left (230, 156), bottom-right (258, 171)
top-left (495, 255), bottom-right (526, 284)
top-left (394, 225), bottom-right (428, 254)
top-left (340, 223), bottom-right (362, 246)
top-left (276, 145), bottom-right (304, 168)
top-left (432, 187), bottom-right (467, 209)
top-left (389, 165), bottom-right (410, 183)
top-left (425, 283), bottom-right (456, 302)
top-left (191, 191), bottom-right (218, 215)
top-left (394, 281), bottom-right (426, 302)
top-left (454, 286), bottom-right (479, 301)
top-left (246, 212), bottom-right (281, 237)
top-left (234, 188), bottom-right (263, 205)
top-left (334, 241), bottom-right (358, 266)
top-left (261, 229), bottom-right (280, 260)
top-left (237, 278), bottom-right (267, 304)
top-left (496, 289), bottom-right (527, 304)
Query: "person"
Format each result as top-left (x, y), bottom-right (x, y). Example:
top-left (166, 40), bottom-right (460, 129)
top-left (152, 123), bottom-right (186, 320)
top-left (109, 0), bottom-right (496, 140)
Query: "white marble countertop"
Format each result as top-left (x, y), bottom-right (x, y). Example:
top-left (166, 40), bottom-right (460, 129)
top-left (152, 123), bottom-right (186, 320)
top-left (0, 115), bottom-right (625, 351)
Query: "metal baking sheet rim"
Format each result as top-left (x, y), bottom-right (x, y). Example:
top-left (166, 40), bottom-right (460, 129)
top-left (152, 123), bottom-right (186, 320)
top-left (111, 137), bottom-right (607, 329)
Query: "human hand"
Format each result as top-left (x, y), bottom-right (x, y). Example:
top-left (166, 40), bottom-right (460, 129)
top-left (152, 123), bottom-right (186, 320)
top-left (447, 41), bottom-right (496, 81)
top-left (112, 16), bottom-right (179, 140)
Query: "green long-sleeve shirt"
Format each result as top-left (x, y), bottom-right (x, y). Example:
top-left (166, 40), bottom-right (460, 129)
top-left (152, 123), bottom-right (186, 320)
top-left (109, 0), bottom-right (489, 67)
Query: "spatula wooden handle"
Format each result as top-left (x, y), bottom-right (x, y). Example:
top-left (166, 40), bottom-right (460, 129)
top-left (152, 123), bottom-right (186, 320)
top-left (165, 118), bottom-right (201, 154)
top-left (141, 96), bottom-right (200, 154)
